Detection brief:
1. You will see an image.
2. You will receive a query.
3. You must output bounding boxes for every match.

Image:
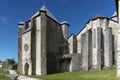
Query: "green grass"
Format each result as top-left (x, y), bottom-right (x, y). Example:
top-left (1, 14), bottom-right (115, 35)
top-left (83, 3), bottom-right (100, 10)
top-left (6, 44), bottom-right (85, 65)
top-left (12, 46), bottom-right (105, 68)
top-left (0, 75), bottom-right (10, 80)
top-left (31, 67), bottom-right (120, 80)
top-left (0, 69), bottom-right (8, 74)
top-left (0, 69), bottom-right (10, 80)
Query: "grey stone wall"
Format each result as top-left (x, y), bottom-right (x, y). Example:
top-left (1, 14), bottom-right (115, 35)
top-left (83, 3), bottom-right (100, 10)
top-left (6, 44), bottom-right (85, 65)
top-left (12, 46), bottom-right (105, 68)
top-left (70, 54), bottom-right (81, 71)
top-left (46, 15), bottom-right (65, 74)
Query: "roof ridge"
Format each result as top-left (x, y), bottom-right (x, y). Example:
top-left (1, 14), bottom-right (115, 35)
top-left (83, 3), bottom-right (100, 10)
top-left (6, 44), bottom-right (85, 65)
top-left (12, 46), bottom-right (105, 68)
top-left (40, 5), bottom-right (59, 22)
top-left (29, 5), bottom-right (59, 22)
top-left (92, 14), bottom-right (105, 19)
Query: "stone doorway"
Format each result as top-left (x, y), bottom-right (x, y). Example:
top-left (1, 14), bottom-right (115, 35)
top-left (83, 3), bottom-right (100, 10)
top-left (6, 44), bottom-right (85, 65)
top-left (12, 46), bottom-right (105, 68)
top-left (59, 59), bottom-right (71, 72)
top-left (25, 63), bottom-right (29, 75)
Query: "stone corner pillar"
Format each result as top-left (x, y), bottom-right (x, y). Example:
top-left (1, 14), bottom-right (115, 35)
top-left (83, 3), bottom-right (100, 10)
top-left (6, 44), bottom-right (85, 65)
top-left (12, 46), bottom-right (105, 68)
top-left (81, 31), bottom-right (89, 71)
top-left (68, 34), bottom-right (77, 54)
top-left (31, 18), bottom-right (36, 75)
top-left (18, 22), bottom-right (25, 74)
top-left (39, 10), bottom-right (47, 75)
top-left (116, 0), bottom-right (120, 77)
top-left (117, 26), bottom-right (120, 77)
top-left (104, 27), bottom-right (113, 68)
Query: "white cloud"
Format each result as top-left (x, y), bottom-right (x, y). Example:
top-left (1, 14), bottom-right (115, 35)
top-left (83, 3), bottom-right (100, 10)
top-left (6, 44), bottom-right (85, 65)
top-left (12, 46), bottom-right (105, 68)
top-left (0, 16), bottom-right (8, 24)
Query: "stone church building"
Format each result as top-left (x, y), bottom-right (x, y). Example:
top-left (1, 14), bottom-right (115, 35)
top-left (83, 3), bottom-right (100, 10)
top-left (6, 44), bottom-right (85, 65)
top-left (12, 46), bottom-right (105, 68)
top-left (18, 3), bottom-right (118, 75)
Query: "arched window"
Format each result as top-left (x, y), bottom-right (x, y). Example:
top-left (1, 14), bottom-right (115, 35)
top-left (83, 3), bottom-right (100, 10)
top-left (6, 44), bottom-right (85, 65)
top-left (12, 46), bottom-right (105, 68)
top-left (25, 63), bottom-right (29, 75)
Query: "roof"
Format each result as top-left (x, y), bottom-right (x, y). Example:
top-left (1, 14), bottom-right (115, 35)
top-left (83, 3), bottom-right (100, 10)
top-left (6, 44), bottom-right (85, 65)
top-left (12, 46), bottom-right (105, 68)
top-left (76, 14), bottom-right (109, 36)
top-left (30, 5), bottom-right (59, 22)
top-left (5, 59), bottom-right (15, 64)
top-left (61, 21), bottom-right (69, 25)
top-left (92, 14), bottom-right (105, 19)
top-left (18, 22), bottom-right (24, 25)
top-left (22, 5), bottom-right (60, 34)
top-left (86, 14), bottom-right (108, 24)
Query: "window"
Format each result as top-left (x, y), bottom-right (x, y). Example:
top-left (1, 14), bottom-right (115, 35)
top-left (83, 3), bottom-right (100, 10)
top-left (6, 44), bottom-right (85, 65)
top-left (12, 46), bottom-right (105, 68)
top-left (24, 44), bottom-right (29, 52)
top-left (93, 29), bottom-right (96, 48)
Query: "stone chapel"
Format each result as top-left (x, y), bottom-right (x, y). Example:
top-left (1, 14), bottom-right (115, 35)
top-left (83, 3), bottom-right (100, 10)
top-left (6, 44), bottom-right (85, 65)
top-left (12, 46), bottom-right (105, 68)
top-left (18, 2), bottom-right (118, 75)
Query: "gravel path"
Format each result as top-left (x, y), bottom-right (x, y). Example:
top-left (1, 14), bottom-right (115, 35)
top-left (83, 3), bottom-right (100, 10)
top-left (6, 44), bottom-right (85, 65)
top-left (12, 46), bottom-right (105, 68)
top-left (17, 75), bottom-right (42, 80)
top-left (6, 70), bottom-right (43, 80)
top-left (8, 70), bottom-right (17, 74)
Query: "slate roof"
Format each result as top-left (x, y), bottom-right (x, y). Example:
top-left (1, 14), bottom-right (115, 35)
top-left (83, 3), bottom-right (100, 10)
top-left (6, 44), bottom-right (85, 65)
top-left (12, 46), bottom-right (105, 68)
top-left (30, 5), bottom-right (59, 22)
top-left (76, 14), bottom-right (109, 36)
top-left (92, 14), bottom-right (105, 19)
top-left (22, 5), bottom-right (59, 34)
top-left (61, 21), bottom-right (69, 25)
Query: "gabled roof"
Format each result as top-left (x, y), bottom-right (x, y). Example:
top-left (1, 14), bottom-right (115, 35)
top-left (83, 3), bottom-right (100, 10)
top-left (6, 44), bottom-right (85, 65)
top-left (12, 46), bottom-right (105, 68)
top-left (86, 14), bottom-right (108, 24)
top-left (30, 5), bottom-right (59, 22)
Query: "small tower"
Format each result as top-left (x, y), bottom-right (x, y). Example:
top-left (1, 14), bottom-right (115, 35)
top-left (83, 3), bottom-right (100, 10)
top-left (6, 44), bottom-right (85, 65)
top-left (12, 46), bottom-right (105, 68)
top-left (61, 21), bottom-right (69, 40)
top-left (18, 22), bottom-right (25, 74)
top-left (18, 22), bottom-right (25, 35)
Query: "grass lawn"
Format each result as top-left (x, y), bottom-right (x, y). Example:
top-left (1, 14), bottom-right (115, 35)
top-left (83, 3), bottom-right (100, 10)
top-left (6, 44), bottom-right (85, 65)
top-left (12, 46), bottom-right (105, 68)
top-left (0, 69), bottom-right (10, 80)
top-left (0, 69), bottom-right (8, 74)
top-left (0, 75), bottom-right (10, 80)
top-left (31, 67), bottom-right (120, 80)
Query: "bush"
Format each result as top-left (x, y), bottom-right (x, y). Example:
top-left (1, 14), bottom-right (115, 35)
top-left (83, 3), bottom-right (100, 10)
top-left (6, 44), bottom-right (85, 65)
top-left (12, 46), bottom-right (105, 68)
top-left (13, 64), bottom-right (17, 70)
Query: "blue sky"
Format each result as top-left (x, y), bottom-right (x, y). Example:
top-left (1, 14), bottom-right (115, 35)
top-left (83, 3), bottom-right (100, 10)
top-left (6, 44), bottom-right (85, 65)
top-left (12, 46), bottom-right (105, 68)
top-left (0, 0), bottom-right (116, 62)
